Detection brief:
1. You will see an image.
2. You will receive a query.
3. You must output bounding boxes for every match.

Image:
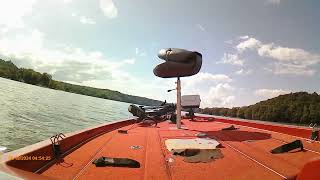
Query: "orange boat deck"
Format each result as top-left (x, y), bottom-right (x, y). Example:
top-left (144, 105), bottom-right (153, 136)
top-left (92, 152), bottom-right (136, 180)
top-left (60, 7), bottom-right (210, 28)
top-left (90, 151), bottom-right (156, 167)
top-left (2, 117), bottom-right (320, 180)
top-left (40, 118), bottom-right (320, 179)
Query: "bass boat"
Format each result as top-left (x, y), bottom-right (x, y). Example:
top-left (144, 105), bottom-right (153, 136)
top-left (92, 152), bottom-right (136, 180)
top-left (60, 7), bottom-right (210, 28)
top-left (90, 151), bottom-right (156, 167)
top-left (0, 49), bottom-right (319, 180)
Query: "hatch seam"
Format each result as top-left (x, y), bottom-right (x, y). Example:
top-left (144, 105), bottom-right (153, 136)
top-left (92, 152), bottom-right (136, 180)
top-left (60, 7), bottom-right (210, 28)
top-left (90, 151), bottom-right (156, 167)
top-left (209, 134), bottom-right (288, 179)
top-left (72, 131), bottom-right (118, 180)
top-left (216, 121), bottom-right (320, 155)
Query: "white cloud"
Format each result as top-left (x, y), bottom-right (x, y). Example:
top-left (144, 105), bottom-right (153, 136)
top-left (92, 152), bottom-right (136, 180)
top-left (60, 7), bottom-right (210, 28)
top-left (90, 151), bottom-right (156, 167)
top-left (218, 53), bottom-right (244, 66)
top-left (123, 58), bottom-right (135, 65)
top-left (79, 16), bottom-right (96, 25)
top-left (100, 0), bottom-right (118, 19)
top-left (235, 36), bottom-right (320, 76)
top-left (0, 0), bottom-right (241, 106)
top-left (0, 1), bottom-right (164, 101)
top-left (183, 72), bottom-right (232, 88)
top-left (236, 38), bottom-right (261, 53)
top-left (0, 29), bottom-right (135, 84)
top-left (0, 29), bottom-right (44, 58)
top-left (239, 35), bottom-right (249, 40)
top-left (257, 44), bottom-right (320, 65)
top-left (0, 0), bottom-right (36, 29)
top-left (178, 72), bottom-right (234, 107)
top-left (266, 0), bottom-right (282, 5)
top-left (0, 25), bottom-right (172, 102)
top-left (71, 13), bottom-right (96, 25)
top-left (255, 89), bottom-right (290, 99)
top-left (62, 0), bottom-right (73, 3)
top-left (129, 72), bottom-right (235, 107)
top-left (225, 40), bottom-right (233, 45)
top-left (80, 75), bottom-right (179, 103)
top-left (207, 83), bottom-right (235, 107)
top-left (196, 24), bottom-right (206, 32)
top-left (235, 68), bottom-right (252, 75)
top-left (135, 48), bottom-right (146, 57)
top-left (265, 63), bottom-right (316, 76)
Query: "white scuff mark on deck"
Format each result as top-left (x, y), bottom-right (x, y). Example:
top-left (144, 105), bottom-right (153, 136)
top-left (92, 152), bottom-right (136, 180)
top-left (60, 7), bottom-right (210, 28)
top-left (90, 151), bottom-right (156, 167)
top-left (165, 138), bottom-right (220, 151)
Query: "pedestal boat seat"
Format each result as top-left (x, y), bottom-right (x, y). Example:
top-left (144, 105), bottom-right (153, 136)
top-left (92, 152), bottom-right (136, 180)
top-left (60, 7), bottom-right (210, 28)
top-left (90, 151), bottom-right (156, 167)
top-left (153, 48), bottom-right (202, 129)
top-left (153, 48), bottom-right (202, 78)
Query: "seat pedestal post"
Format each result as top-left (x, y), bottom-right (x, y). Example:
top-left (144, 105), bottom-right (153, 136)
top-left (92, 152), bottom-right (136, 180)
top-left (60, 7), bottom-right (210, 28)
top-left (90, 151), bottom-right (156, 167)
top-left (176, 77), bottom-right (181, 129)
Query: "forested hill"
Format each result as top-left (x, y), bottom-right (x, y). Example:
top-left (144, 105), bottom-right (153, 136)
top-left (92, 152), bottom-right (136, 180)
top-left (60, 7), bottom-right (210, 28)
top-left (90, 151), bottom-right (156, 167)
top-left (200, 92), bottom-right (320, 124)
top-left (0, 59), bottom-right (162, 106)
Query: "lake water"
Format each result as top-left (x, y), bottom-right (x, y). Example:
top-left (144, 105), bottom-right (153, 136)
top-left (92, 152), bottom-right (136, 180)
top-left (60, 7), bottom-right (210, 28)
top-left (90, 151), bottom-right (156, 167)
top-left (0, 77), bottom-right (133, 151)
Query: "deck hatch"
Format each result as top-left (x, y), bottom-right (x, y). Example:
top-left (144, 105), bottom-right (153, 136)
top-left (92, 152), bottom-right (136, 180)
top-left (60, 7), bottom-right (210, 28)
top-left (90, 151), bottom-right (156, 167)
top-left (165, 138), bottom-right (223, 163)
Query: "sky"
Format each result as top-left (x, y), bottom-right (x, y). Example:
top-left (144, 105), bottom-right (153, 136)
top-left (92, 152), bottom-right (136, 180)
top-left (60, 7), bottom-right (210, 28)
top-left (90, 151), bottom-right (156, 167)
top-left (0, 0), bottom-right (320, 108)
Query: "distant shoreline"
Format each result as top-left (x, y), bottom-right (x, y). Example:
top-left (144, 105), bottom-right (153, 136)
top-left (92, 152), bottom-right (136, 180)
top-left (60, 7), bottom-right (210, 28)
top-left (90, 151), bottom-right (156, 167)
top-left (0, 77), bottom-right (139, 104)
top-left (0, 59), bottom-right (162, 106)
top-left (198, 92), bottom-right (320, 125)
top-left (197, 113), bottom-right (315, 128)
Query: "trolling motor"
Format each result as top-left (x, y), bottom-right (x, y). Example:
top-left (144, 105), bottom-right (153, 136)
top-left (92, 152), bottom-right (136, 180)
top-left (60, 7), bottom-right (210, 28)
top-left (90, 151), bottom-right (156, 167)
top-left (144, 104), bottom-right (176, 118)
top-left (128, 102), bottom-right (176, 124)
top-left (122, 103), bottom-right (176, 134)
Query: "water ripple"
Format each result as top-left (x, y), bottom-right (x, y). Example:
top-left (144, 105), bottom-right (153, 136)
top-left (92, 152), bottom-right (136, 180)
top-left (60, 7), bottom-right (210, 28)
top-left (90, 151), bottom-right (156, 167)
top-left (0, 78), bottom-right (133, 151)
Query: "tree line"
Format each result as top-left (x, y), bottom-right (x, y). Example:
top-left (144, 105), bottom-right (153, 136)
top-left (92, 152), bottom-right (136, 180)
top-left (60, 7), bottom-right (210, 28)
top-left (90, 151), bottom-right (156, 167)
top-left (0, 59), bottom-right (162, 106)
top-left (200, 92), bottom-right (320, 125)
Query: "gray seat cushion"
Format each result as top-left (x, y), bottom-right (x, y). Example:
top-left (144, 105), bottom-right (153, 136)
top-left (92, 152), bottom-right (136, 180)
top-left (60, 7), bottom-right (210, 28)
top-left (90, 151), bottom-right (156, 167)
top-left (153, 48), bottom-right (202, 78)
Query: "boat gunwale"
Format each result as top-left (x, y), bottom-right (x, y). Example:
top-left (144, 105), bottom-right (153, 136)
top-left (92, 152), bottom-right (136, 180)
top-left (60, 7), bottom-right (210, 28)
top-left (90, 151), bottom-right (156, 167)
top-left (195, 114), bottom-right (312, 129)
top-left (1, 114), bottom-right (320, 180)
top-left (0, 117), bottom-right (137, 178)
top-left (195, 114), bottom-right (315, 139)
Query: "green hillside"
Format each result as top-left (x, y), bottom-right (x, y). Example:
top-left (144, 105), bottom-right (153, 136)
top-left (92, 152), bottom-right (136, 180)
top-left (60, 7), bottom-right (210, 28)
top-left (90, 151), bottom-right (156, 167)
top-left (0, 59), bottom-right (162, 106)
top-left (200, 92), bottom-right (320, 124)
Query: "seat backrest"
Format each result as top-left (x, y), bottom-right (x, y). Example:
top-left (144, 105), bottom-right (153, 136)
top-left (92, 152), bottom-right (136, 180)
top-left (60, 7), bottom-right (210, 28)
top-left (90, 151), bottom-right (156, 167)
top-left (153, 48), bottom-right (202, 78)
